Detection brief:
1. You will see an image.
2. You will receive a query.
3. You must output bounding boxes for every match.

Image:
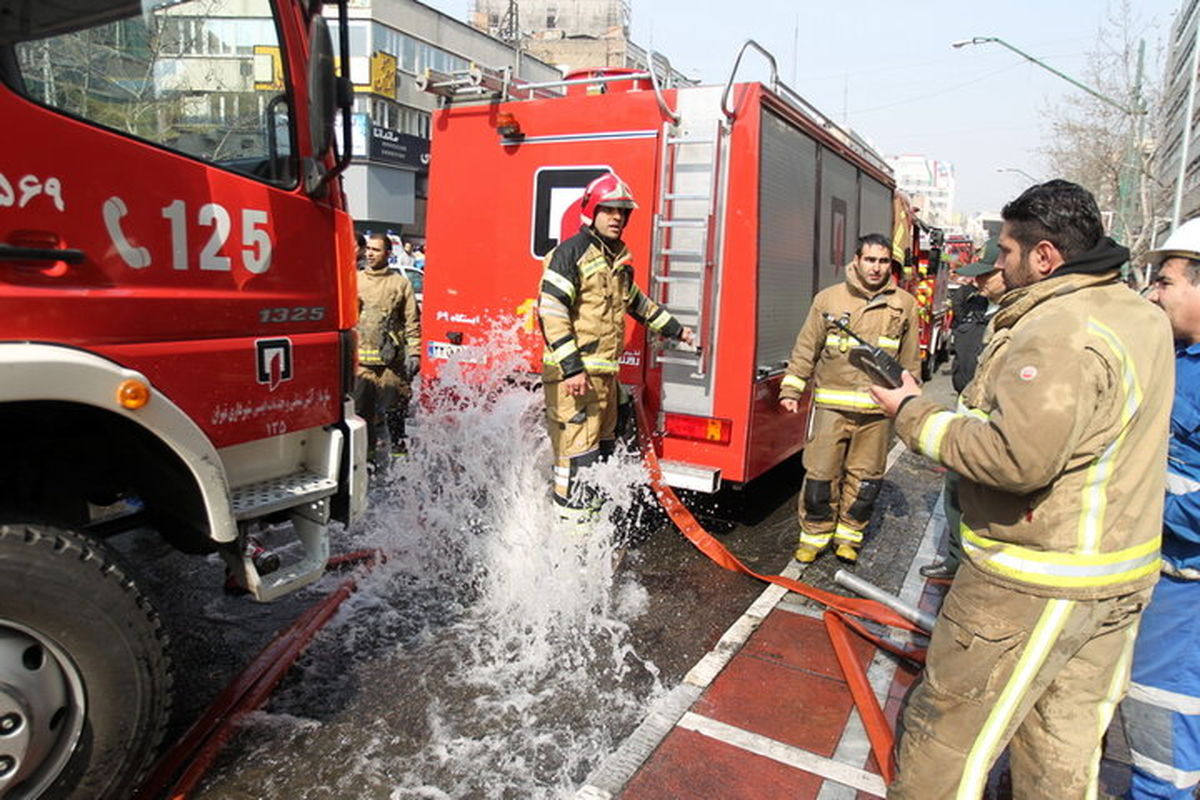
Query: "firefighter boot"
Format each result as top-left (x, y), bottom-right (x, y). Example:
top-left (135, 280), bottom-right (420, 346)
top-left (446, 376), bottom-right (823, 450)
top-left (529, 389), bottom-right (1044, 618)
top-left (835, 543), bottom-right (859, 563)
top-left (795, 544), bottom-right (822, 563)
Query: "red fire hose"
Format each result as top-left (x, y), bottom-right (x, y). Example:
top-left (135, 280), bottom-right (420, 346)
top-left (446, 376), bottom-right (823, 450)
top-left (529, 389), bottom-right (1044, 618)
top-left (632, 395), bottom-right (926, 784)
top-left (135, 549), bottom-right (380, 800)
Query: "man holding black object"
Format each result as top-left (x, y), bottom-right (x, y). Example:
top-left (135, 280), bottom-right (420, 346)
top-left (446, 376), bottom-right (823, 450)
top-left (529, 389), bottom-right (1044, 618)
top-left (779, 233), bottom-right (920, 564)
top-left (871, 180), bottom-right (1174, 799)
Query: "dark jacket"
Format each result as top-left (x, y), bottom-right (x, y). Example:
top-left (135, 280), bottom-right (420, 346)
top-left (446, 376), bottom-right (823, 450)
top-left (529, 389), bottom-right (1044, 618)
top-left (951, 292), bottom-right (990, 393)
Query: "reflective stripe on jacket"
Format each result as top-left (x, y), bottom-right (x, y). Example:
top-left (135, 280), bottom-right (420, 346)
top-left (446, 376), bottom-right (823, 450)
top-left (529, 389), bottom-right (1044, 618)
top-left (895, 269), bottom-right (1174, 600)
top-left (537, 227), bottom-right (681, 381)
top-left (779, 264), bottom-right (921, 414)
top-left (357, 267), bottom-right (421, 367)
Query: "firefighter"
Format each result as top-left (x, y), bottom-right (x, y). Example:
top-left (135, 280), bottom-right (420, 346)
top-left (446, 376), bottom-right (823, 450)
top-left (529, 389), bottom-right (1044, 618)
top-left (778, 233), bottom-right (921, 564)
top-left (1120, 218), bottom-right (1200, 800)
top-left (355, 233), bottom-right (421, 465)
top-left (871, 180), bottom-right (1174, 800)
top-left (536, 172), bottom-right (693, 526)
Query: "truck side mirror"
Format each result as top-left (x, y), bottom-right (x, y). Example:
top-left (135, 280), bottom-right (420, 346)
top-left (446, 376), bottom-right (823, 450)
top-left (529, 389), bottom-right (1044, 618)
top-left (307, 15), bottom-right (336, 160)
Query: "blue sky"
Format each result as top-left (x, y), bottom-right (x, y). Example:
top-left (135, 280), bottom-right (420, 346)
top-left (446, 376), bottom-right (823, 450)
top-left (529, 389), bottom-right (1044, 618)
top-left (423, 0), bottom-right (1183, 217)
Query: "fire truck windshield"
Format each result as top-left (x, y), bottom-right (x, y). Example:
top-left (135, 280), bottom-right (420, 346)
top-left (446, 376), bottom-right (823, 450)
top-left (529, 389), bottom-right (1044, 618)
top-left (2, 0), bottom-right (298, 187)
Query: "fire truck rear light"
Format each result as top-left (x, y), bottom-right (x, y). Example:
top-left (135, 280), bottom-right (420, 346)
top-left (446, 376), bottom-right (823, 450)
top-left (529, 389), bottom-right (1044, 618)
top-left (664, 413), bottom-right (731, 444)
top-left (116, 379), bottom-right (150, 410)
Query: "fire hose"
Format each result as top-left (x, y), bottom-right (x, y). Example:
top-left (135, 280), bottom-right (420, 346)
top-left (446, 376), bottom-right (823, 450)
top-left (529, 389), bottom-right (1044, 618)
top-left (134, 549), bottom-right (380, 800)
top-left (140, 395), bottom-right (930, 796)
top-left (632, 394), bottom-right (929, 784)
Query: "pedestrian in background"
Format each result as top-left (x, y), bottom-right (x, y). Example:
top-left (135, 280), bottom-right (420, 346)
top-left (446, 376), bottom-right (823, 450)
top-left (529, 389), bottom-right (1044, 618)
top-left (1121, 218), bottom-right (1200, 800)
top-left (536, 172), bottom-right (692, 529)
top-left (355, 233), bottom-right (421, 466)
top-left (779, 233), bottom-right (921, 564)
top-left (919, 236), bottom-right (1004, 581)
top-left (871, 180), bottom-right (1174, 799)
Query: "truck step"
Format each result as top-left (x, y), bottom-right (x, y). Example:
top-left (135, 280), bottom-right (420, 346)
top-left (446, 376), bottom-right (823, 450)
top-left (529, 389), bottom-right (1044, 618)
top-left (664, 193), bottom-right (710, 201)
top-left (656, 218), bottom-right (708, 228)
top-left (230, 471), bottom-right (338, 521)
top-left (652, 274), bottom-right (702, 284)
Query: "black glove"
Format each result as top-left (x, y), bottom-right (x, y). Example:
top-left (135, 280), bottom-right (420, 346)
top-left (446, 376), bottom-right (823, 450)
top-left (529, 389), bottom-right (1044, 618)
top-left (406, 354), bottom-right (420, 379)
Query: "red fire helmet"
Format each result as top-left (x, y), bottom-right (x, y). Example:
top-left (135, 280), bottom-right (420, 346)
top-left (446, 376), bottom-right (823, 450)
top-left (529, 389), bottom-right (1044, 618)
top-left (580, 171), bottom-right (638, 226)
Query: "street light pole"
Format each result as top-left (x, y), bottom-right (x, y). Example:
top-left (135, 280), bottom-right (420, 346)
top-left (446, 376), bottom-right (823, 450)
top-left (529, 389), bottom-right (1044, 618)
top-left (951, 37), bottom-right (1144, 116)
top-left (954, 34), bottom-right (1147, 255)
top-left (996, 167), bottom-right (1040, 183)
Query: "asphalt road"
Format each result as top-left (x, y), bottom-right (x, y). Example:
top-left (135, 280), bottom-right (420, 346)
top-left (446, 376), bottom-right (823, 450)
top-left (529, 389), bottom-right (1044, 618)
top-left (113, 368), bottom-right (958, 799)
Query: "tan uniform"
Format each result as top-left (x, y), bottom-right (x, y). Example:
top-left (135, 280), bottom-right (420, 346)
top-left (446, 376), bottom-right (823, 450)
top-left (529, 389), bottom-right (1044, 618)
top-left (537, 226), bottom-right (680, 516)
top-left (354, 266), bottom-right (420, 458)
top-left (780, 266), bottom-right (920, 554)
top-left (888, 267), bottom-right (1174, 799)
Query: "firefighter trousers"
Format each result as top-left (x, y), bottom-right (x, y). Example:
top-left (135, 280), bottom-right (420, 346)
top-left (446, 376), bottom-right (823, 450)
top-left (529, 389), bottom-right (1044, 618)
top-left (889, 561), bottom-right (1150, 800)
top-left (797, 407), bottom-right (890, 553)
top-left (353, 365), bottom-right (411, 460)
top-left (1120, 574), bottom-right (1200, 799)
top-left (544, 373), bottom-right (619, 522)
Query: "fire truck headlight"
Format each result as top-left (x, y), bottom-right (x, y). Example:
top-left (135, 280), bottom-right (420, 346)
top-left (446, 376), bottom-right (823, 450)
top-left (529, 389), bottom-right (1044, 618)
top-left (117, 379), bottom-right (151, 410)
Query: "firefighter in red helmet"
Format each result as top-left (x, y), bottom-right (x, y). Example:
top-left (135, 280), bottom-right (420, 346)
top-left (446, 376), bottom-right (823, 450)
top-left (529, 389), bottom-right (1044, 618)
top-left (537, 172), bottom-right (694, 527)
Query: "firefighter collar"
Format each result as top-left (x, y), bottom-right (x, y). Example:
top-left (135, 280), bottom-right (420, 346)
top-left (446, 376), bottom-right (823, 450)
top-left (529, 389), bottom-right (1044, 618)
top-left (993, 269), bottom-right (1120, 332)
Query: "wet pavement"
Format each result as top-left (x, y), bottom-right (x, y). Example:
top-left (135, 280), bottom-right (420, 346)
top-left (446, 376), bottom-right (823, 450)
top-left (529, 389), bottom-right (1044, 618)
top-left (112, 365), bottom-right (1134, 798)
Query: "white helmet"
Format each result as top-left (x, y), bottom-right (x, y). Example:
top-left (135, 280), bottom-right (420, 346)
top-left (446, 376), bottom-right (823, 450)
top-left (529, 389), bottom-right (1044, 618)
top-left (1146, 218), bottom-right (1200, 265)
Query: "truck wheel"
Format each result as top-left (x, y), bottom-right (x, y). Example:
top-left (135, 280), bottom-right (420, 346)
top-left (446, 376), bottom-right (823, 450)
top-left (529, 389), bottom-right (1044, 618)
top-left (0, 524), bottom-right (172, 800)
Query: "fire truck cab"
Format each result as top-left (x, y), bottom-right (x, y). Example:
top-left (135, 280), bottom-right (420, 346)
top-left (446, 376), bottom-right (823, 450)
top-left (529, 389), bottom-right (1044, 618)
top-left (0, 1), bottom-right (363, 796)
top-left (418, 42), bottom-right (898, 495)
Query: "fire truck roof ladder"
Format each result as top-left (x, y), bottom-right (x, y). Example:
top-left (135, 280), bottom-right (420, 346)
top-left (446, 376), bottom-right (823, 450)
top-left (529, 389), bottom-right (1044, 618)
top-left (719, 40), bottom-right (890, 177)
top-left (418, 53), bottom-right (681, 124)
top-left (651, 96), bottom-right (727, 381)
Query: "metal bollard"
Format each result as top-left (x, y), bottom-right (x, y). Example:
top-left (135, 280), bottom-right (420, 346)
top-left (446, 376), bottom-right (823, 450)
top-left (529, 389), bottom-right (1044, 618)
top-left (834, 569), bottom-right (937, 633)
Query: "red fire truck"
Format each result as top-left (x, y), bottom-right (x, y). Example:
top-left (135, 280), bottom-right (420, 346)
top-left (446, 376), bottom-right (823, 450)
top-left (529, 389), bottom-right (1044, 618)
top-left (891, 193), bottom-right (952, 380)
top-left (418, 42), bottom-right (896, 494)
top-left (0, 1), bottom-right (364, 796)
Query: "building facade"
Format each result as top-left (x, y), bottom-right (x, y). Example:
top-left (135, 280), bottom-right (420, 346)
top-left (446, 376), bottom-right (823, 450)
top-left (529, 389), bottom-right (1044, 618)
top-left (329, 0), bottom-right (560, 242)
top-left (468, 0), bottom-right (691, 86)
top-left (887, 154), bottom-right (957, 229)
top-left (1159, 0), bottom-right (1200, 233)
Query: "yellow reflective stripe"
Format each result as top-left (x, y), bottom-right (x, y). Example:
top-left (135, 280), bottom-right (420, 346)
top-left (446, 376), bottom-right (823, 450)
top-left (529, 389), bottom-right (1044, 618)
top-left (800, 531), bottom-right (832, 547)
top-left (958, 597), bottom-right (1074, 799)
top-left (877, 336), bottom-right (900, 351)
top-left (551, 340), bottom-right (579, 362)
top-left (834, 524), bottom-right (864, 543)
top-left (582, 357), bottom-right (619, 373)
top-left (543, 270), bottom-right (577, 302)
top-left (1088, 625), bottom-right (1138, 794)
top-left (1080, 318), bottom-right (1143, 554)
top-left (647, 308), bottom-right (671, 331)
top-left (917, 410), bottom-right (957, 460)
top-left (814, 388), bottom-right (880, 410)
top-left (579, 255), bottom-right (607, 277)
top-left (960, 523), bottom-right (1161, 588)
top-left (825, 334), bottom-right (842, 347)
top-left (781, 375), bottom-right (807, 393)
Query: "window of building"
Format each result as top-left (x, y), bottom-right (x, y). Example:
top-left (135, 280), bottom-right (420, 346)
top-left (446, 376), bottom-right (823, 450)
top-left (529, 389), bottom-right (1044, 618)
top-left (547, 7), bottom-right (558, 28)
top-left (11, 0), bottom-right (296, 186)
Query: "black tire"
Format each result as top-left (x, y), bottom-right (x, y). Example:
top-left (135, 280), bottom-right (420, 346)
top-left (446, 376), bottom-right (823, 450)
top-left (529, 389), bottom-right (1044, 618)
top-left (0, 524), bottom-right (173, 799)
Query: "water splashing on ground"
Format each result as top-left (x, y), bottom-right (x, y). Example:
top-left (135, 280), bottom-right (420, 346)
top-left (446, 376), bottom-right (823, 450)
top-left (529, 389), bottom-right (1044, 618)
top-left (198, 325), bottom-right (666, 799)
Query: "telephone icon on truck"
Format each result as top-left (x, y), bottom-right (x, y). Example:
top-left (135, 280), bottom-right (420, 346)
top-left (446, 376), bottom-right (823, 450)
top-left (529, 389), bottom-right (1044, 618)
top-left (103, 195), bottom-right (152, 269)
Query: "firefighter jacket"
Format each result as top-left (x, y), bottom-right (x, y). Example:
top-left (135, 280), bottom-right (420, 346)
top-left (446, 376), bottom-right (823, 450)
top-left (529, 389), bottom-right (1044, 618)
top-left (895, 248), bottom-right (1175, 600)
top-left (537, 226), bottom-right (682, 382)
top-left (779, 266), bottom-right (921, 414)
top-left (1161, 341), bottom-right (1200, 579)
top-left (357, 267), bottom-right (420, 368)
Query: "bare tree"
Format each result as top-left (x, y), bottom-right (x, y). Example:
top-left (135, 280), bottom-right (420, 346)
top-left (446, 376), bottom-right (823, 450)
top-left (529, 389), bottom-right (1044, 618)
top-left (1041, 0), bottom-right (1165, 259)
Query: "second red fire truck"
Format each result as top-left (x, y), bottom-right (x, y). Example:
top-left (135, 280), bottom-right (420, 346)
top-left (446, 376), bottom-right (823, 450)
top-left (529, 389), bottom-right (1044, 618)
top-left (417, 42), bottom-right (911, 494)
